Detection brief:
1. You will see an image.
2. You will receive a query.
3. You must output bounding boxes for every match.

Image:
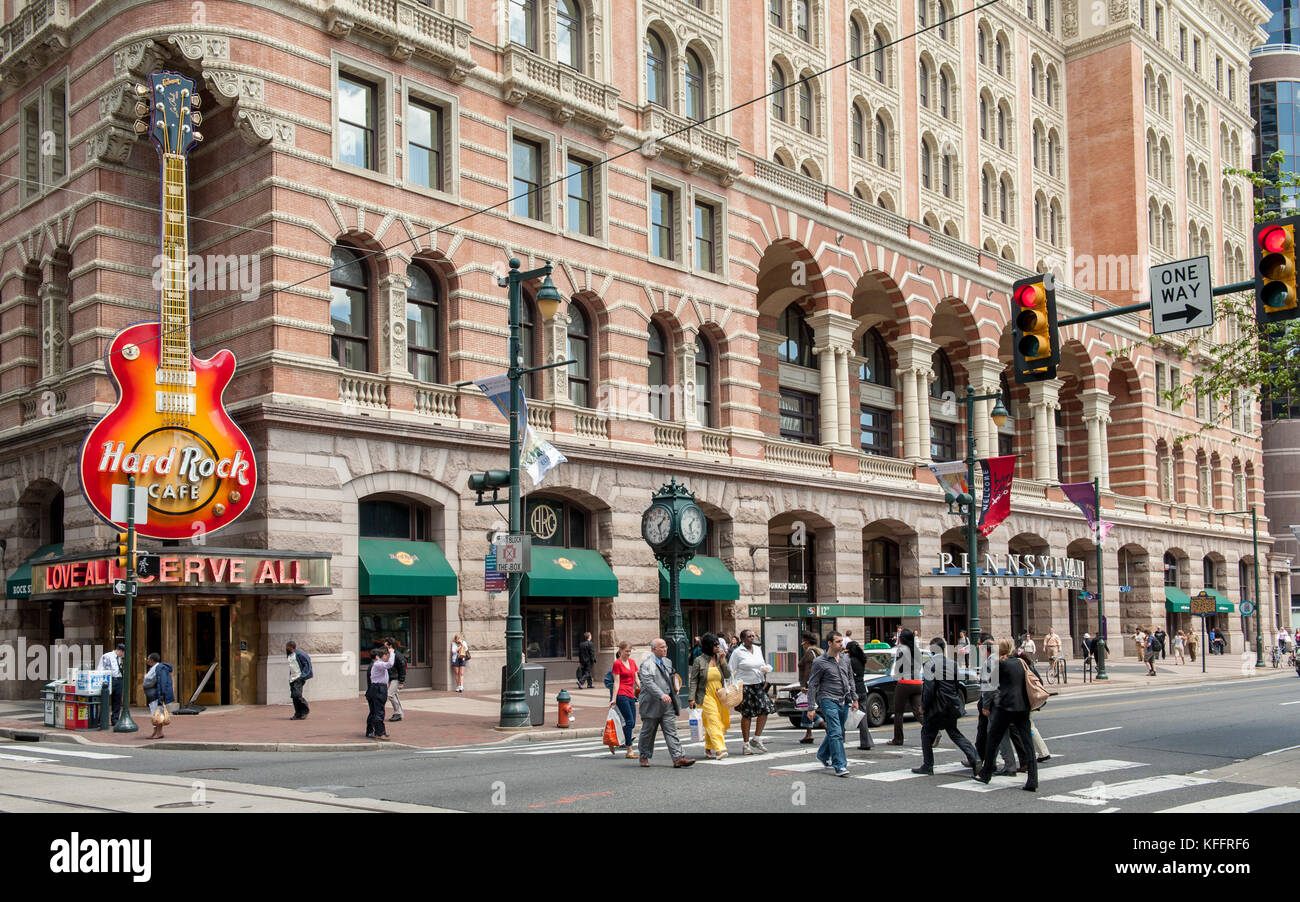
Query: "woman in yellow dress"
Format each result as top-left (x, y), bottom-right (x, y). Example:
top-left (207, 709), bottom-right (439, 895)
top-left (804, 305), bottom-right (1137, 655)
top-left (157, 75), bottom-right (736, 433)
top-left (688, 632), bottom-right (732, 759)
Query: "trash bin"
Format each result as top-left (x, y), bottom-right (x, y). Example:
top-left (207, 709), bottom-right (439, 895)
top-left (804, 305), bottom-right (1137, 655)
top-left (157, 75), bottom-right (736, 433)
top-left (500, 663), bottom-right (547, 726)
top-left (53, 681), bottom-right (69, 729)
top-left (41, 682), bottom-right (59, 727)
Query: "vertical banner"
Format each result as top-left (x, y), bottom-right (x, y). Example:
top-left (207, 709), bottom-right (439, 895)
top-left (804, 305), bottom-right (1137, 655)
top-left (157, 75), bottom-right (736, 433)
top-left (977, 455), bottom-right (1016, 537)
top-left (1060, 481), bottom-right (1115, 543)
top-left (474, 376), bottom-right (568, 485)
top-left (927, 460), bottom-right (969, 499)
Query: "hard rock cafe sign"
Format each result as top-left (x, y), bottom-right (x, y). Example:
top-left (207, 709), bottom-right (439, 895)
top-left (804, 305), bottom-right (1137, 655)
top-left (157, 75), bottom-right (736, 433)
top-left (79, 72), bottom-right (257, 540)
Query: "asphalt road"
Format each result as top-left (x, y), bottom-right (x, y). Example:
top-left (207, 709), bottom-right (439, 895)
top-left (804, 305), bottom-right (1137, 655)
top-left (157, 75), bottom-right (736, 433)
top-left (3, 674), bottom-right (1297, 814)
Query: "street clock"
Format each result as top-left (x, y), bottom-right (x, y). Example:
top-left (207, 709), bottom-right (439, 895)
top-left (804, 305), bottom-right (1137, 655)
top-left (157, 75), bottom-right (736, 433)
top-left (641, 479), bottom-right (705, 558)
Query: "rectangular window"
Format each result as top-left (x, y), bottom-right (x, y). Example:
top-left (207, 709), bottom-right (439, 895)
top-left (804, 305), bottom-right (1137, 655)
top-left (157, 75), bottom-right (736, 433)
top-left (694, 201), bottom-right (716, 273)
top-left (512, 136), bottom-right (544, 220)
top-left (1192, 36), bottom-right (1201, 73)
top-left (930, 423), bottom-right (957, 460)
top-left (859, 405), bottom-right (893, 456)
top-left (651, 186), bottom-right (676, 260)
top-left (407, 99), bottom-right (443, 191)
top-left (769, 0), bottom-right (782, 28)
top-left (1155, 5), bottom-right (1163, 41)
top-left (1215, 56), bottom-right (1223, 92)
top-left (1196, 386), bottom-right (1206, 420)
top-left (1155, 362), bottom-right (1168, 409)
top-left (1228, 67), bottom-right (1236, 101)
top-left (566, 154), bottom-right (594, 236)
top-left (20, 81), bottom-right (67, 201)
top-left (338, 74), bottom-right (377, 170)
top-left (22, 100), bottom-right (40, 200)
top-left (1170, 366), bottom-right (1181, 409)
top-left (1179, 26), bottom-right (1186, 62)
top-left (999, 432), bottom-right (1015, 457)
top-left (780, 388), bottom-right (819, 444)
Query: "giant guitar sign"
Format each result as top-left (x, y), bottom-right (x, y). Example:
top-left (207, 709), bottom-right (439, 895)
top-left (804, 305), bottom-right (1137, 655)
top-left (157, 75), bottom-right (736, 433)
top-left (79, 72), bottom-right (257, 540)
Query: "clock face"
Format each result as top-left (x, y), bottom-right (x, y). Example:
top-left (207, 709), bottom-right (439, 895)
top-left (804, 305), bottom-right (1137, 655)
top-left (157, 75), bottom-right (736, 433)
top-left (680, 505), bottom-right (705, 547)
top-left (643, 504), bottom-right (672, 546)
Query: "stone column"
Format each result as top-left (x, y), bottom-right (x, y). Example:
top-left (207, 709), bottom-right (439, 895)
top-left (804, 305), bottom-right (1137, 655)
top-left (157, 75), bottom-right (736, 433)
top-left (542, 310), bottom-right (571, 402)
top-left (808, 310), bottom-right (857, 448)
top-left (1026, 378), bottom-right (1063, 481)
top-left (836, 347), bottom-right (851, 446)
top-left (676, 327), bottom-right (697, 424)
top-left (816, 345), bottom-right (838, 445)
top-left (895, 336), bottom-right (938, 464)
top-left (39, 281), bottom-right (68, 378)
top-left (963, 356), bottom-right (1005, 459)
top-left (1081, 389), bottom-right (1114, 488)
top-left (377, 271), bottom-right (410, 377)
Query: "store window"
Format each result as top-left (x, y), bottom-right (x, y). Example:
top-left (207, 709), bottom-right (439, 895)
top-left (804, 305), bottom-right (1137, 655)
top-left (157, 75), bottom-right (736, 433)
top-left (865, 538), bottom-right (900, 603)
top-left (525, 604), bottom-right (589, 659)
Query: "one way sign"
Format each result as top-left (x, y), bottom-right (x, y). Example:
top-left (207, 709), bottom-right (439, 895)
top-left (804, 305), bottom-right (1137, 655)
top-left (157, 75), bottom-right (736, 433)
top-left (1150, 255), bottom-right (1214, 335)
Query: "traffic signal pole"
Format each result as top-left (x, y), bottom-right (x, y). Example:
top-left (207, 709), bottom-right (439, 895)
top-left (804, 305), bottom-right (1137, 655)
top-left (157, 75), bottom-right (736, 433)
top-left (114, 475), bottom-right (138, 733)
top-left (1056, 280), bottom-right (1253, 328)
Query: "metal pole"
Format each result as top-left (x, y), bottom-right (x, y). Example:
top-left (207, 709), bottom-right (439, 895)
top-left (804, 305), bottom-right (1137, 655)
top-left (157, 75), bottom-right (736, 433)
top-left (965, 387), bottom-right (980, 640)
top-left (668, 553), bottom-right (687, 708)
top-left (114, 476), bottom-right (138, 733)
top-left (499, 260), bottom-right (529, 729)
top-left (1094, 476), bottom-right (1108, 679)
top-left (1253, 507), bottom-right (1263, 668)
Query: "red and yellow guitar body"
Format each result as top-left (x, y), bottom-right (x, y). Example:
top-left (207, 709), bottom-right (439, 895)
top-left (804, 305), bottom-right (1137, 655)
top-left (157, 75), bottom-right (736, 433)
top-left (80, 322), bottom-right (256, 540)
top-left (79, 70), bottom-right (257, 540)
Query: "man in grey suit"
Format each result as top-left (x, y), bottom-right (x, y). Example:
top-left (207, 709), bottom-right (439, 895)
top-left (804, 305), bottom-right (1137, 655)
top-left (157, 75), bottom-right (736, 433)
top-left (636, 638), bottom-right (695, 768)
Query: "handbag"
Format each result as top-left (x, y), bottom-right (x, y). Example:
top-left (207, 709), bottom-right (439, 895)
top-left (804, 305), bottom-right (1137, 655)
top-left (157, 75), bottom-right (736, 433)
top-left (716, 677), bottom-right (744, 709)
top-left (1020, 658), bottom-right (1049, 711)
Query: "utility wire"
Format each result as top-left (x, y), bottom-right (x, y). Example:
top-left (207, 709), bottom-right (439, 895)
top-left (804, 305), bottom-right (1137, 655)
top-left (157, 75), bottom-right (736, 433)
top-left (15, 0), bottom-right (1001, 373)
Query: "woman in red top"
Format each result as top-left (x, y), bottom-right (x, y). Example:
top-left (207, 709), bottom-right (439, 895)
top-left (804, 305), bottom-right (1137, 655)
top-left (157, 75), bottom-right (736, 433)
top-left (610, 641), bottom-right (640, 758)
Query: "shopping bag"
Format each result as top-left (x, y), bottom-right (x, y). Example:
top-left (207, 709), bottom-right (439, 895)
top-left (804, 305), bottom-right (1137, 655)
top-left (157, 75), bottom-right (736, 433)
top-left (602, 709), bottom-right (620, 748)
top-left (794, 691), bottom-right (809, 709)
top-left (845, 707), bottom-right (865, 730)
top-left (688, 707), bottom-right (701, 742)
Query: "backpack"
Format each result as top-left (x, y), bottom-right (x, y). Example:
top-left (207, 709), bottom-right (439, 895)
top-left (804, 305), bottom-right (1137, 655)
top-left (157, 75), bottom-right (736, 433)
top-left (1149, 634), bottom-right (1163, 654)
top-left (1019, 659), bottom-right (1049, 710)
top-left (603, 669), bottom-right (615, 691)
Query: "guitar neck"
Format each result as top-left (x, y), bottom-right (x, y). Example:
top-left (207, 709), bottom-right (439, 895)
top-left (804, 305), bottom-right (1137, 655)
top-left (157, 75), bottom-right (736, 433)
top-left (159, 153), bottom-right (192, 379)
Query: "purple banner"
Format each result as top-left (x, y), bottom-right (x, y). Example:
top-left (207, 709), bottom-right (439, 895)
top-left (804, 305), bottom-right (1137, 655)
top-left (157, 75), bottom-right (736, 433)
top-left (1060, 481), bottom-right (1114, 543)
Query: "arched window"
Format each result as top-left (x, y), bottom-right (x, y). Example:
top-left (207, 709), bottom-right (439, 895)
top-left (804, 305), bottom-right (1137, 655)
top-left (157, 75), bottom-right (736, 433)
top-left (979, 96), bottom-right (988, 139)
top-left (646, 32), bottom-right (668, 107)
top-left (1034, 195), bottom-right (1043, 239)
top-left (799, 79), bottom-right (814, 133)
top-left (999, 178), bottom-right (1010, 224)
top-left (873, 32), bottom-right (886, 83)
top-left (520, 294), bottom-right (538, 398)
top-left (939, 70), bottom-right (950, 118)
top-left (567, 302), bottom-right (592, 407)
top-left (1045, 67), bottom-right (1055, 106)
top-left (859, 328), bottom-right (892, 386)
top-left (685, 49), bottom-right (705, 121)
top-left (406, 264), bottom-right (441, 383)
top-left (695, 335), bottom-right (714, 427)
top-left (918, 59), bottom-right (930, 108)
top-left (866, 538), bottom-right (900, 603)
top-left (981, 169), bottom-right (990, 214)
top-left (1164, 552), bottom-right (1178, 587)
top-left (920, 140), bottom-right (932, 189)
top-left (796, 0), bottom-right (809, 41)
top-left (929, 349), bottom-right (955, 399)
top-left (942, 153), bottom-right (953, 197)
top-left (937, 0), bottom-right (949, 38)
top-left (851, 104), bottom-right (865, 157)
top-left (557, 0), bottom-right (582, 71)
top-left (997, 106), bottom-right (1007, 148)
top-left (771, 64), bottom-right (787, 121)
top-left (648, 321), bottom-right (669, 420)
top-left (1047, 132), bottom-right (1057, 175)
top-left (850, 19), bottom-right (863, 70)
top-left (874, 114), bottom-right (888, 168)
top-left (917, 0), bottom-right (927, 28)
top-left (995, 36), bottom-right (1005, 74)
top-left (510, 0), bottom-right (538, 51)
top-left (779, 304), bottom-right (814, 367)
top-left (978, 26), bottom-right (987, 64)
top-left (330, 245), bottom-right (369, 371)
top-left (1031, 60), bottom-right (1039, 96)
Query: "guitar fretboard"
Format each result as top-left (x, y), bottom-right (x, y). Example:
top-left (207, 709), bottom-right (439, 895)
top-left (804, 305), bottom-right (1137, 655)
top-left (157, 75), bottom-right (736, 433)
top-left (160, 154), bottom-right (191, 374)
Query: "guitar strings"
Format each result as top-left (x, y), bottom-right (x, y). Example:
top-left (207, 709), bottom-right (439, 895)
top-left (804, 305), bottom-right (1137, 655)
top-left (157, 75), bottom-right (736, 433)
top-left (7, 1), bottom-right (999, 371)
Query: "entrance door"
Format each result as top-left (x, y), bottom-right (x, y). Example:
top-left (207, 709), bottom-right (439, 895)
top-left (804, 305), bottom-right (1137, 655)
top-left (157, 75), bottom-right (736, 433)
top-left (181, 605), bottom-right (227, 706)
top-left (1010, 588), bottom-right (1028, 641)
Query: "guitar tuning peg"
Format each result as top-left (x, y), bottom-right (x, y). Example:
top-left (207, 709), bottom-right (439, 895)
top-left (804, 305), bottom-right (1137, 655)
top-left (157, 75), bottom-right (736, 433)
top-left (192, 131), bottom-right (204, 142)
top-left (190, 93), bottom-right (201, 109)
top-left (134, 120), bottom-right (148, 134)
top-left (135, 83), bottom-right (149, 96)
top-left (190, 111), bottom-right (203, 126)
top-left (135, 101), bottom-right (148, 117)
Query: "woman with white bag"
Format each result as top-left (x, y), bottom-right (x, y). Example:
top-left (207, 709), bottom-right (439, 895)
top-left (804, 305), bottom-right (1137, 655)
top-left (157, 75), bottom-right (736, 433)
top-left (730, 629), bottom-right (775, 755)
top-left (688, 633), bottom-right (733, 759)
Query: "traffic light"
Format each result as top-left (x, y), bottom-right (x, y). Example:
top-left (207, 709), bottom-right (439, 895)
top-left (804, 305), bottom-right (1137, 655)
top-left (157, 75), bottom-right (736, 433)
top-left (468, 469), bottom-right (511, 505)
top-left (115, 531), bottom-right (135, 571)
top-left (1255, 217), bottom-right (1300, 324)
top-left (1011, 273), bottom-right (1060, 384)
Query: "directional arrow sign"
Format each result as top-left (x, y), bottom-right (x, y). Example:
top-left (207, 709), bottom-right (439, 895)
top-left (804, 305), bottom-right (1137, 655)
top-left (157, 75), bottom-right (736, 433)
top-left (112, 579), bottom-right (127, 597)
top-left (1150, 256), bottom-right (1214, 335)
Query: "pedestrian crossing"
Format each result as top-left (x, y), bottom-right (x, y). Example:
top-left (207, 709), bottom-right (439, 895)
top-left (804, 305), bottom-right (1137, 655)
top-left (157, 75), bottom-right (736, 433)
top-left (415, 733), bottom-right (1300, 813)
top-left (0, 744), bottom-right (130, 764)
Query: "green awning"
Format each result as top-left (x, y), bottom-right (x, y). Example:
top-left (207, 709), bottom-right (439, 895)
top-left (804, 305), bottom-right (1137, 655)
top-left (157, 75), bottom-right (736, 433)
top-left (1203, 589), bottom-right (1236, 613)
top-left (1164, 586), bottom-right (1191, 613)
top-left (5, 544), bottom-right (62, 600)
top-left (659, 556), bottom-right (740, 601)
top-left (524, 548), bottom-right (618, 598)
top-left (358, 539), bottom-right (457, 596)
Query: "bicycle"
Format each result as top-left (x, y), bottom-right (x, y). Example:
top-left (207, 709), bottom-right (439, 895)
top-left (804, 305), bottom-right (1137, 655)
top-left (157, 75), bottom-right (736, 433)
top-left (1044, 656), bottom-right (1066, 685)
top-left (1268, 645), bottom-right (1282, 668)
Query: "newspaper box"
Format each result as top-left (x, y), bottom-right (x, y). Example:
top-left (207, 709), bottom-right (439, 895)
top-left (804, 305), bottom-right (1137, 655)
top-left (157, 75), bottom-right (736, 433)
top-left (76, 670), bottom-right (111, 695)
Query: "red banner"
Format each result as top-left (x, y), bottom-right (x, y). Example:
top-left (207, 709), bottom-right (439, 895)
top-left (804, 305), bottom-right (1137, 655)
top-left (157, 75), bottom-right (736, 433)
top-left (977, 455), bottom-right (1016, 537)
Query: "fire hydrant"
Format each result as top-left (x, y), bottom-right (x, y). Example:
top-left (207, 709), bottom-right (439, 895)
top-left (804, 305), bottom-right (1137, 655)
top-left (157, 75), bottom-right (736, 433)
top-left (556, 689), bottom-right (573, 728)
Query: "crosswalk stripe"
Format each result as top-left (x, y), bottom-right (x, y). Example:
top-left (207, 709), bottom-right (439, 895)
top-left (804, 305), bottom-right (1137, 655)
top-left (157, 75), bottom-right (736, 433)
top-left (858, 761), bottom-right (972, 782)
top-left (1157, 787), bottom-right (1300, 814)
top-left (1041, 775), bottom-right (1216, 806)
top-left (0, 752), bottom-right (57, 763)
top-left (941, 759), bottom-right (1146, 793)
top-left (0, 744), bottom-right (128, 760)
top-left (706, 748), bottom-right (815, 766)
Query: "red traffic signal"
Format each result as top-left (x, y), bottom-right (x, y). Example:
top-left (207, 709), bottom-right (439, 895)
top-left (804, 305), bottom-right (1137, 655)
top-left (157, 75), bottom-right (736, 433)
top-left (1011, 274), bottom-right (1059, 383)
top-left (1255, 218), bottom-right (1300, 323)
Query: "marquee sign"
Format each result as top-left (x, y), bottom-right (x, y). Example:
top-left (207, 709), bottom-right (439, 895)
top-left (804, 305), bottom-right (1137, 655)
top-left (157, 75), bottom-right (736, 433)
top-left (921, 551), bottom-right (1087, 590)
top-left (79, 72), bottom-right (257, 540)
top-left (30, 550), bottom-right (330, 598)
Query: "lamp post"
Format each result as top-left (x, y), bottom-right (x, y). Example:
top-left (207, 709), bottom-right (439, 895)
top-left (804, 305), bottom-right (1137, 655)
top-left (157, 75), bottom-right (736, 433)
top-left (1092, 476), bottom-right (1108, 680)
top-left (498, 259), bottom-right (564, 729)
top-left (946, 385), bottom-right (1009, 643)
top-left (1227, 507), bottom-right (1264, 668)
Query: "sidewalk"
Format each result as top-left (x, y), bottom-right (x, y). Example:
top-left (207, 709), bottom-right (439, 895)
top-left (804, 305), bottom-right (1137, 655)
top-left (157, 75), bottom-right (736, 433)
top-left (0, 651), bottom-right (1289, 752)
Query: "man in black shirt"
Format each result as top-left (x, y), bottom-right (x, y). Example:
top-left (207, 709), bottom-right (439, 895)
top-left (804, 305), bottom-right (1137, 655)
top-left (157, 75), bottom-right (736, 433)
top-left (577, 632), bottom-right (596, 689)
top-left (384, 638), bottom-right (407, 722)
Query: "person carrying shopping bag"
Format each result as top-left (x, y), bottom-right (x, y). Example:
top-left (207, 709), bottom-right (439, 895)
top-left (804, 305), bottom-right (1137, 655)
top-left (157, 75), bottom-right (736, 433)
top-left (688, 633), bottom-right (733, 759)
top-left (142, 653), bottom-right (175, 740)
top-left (730, 629), bottom-right (775, 755)
top-left (608, 641), bottom-right (640, 757)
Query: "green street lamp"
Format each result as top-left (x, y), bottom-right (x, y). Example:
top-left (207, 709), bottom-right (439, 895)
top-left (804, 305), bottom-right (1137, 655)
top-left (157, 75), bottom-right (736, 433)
top-left (1227, 507), bottom-right (1264, 668)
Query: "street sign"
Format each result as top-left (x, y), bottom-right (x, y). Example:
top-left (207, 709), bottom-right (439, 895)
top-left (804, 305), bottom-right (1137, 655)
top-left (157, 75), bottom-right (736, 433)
top-left (1150, 256), bottom-right (1214, 335)
top-left (1240, 600), bottom-right (1255, 617)
top-left (495, 534), bottom-right (531, 573)
top-left (1190, 590), bottom-right (1216, 616)
top-left (112, 579), bottom-right (127, 596)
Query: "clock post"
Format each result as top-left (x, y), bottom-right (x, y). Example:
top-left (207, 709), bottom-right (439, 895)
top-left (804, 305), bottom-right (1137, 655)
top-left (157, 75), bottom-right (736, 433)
top-left (642, 478), bottom-right (705, 708)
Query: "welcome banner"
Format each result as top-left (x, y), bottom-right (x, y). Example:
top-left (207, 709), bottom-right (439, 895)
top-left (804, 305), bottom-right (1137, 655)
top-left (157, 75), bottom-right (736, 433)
top-left (977, 455), bottom-right (1017, 537)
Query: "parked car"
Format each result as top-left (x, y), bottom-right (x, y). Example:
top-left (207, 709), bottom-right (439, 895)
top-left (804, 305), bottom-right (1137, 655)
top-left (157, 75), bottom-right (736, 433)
top-left (774, 645), bottom-right (981, 728)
